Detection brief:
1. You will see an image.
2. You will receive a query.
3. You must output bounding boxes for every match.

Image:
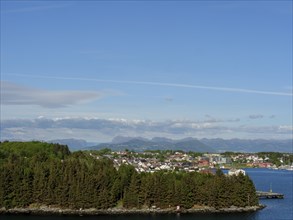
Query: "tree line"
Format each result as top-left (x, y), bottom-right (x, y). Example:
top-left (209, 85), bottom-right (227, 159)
top-left (0, 141), bottom-right (259, 209)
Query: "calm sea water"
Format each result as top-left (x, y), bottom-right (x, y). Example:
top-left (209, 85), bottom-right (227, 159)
top-left (1, 168), bottom-right (292, 220)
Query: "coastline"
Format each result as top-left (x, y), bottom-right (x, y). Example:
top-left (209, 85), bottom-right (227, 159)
top-left (0, 205), bottom-right (265, 216)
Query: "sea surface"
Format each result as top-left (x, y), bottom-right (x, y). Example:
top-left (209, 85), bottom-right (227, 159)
top-left (1, 168), bottom-right (292, 220)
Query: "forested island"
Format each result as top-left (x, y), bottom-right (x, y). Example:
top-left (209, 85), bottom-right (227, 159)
top-left (0, 141), bottom-right (262, 215)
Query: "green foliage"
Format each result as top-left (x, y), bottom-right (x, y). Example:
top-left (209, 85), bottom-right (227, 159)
top-left (0, 141), bottom-right (259, 210)
top-left (89, 148), bottom-right (112, 156)
top-left (257, 152), bottom-right (293, 166)
top-left (0, 141), bottom-right (70, 161)
top-left (188, 151), bottom-right (203, 157)
top-left (222, 151), bottom-right (238, 157)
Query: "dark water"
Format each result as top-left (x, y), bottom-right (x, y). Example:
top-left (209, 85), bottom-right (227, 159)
top-left (245, 168), bottom-right (293, 220)
top-left (1, 169), bottom-right (292, 220)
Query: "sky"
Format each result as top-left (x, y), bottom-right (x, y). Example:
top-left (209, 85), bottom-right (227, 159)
top-left (0, 0), bottom-right (292, 142)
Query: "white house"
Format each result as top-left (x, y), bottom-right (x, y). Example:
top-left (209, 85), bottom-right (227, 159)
top-left (228, 169), bottom-right (246, 176)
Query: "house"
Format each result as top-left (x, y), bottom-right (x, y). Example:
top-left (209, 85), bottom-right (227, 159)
top-left (258, 162), bottom-right (273, 168)
top-left (228, 169), bottom-right (246, 176)
top-left (198, 160), bottom-right (209, 167)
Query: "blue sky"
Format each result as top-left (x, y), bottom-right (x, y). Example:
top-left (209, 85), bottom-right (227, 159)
top-left (1, 0), bottom-right (292, 142)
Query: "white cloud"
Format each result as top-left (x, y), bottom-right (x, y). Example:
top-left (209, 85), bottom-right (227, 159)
top-left (279, 125), bottom-right (293, 131)
top-left (1, 117), bottom-right (292, 142)
top-left (1, 81), bottom-right (107, 108)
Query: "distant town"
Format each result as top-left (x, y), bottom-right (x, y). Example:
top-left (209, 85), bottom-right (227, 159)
top-left (88, 149), bottom-right (293, 173)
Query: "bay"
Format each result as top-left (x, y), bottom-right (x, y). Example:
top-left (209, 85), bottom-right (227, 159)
top-left (1, 168), bottom-right (292, 220)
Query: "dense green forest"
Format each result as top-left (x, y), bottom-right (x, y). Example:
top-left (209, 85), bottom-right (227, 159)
top-left (0, 141), bottom-right (258, 210)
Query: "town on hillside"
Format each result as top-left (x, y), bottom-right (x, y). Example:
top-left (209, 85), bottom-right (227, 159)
top-left (88, 149), bottom-right (293, 174)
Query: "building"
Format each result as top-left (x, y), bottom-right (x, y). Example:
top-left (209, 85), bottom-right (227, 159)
top-left (228, 169), bottom-right (246, 176)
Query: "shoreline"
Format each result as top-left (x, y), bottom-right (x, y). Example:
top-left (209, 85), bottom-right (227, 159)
top-left (0, 205), bottom-right (265, 216)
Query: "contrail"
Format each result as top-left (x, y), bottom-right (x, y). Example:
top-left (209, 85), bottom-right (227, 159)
top-left (6, 73), bottom-right (293, 97)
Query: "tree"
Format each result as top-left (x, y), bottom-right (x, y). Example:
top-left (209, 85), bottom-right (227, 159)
top-left (123, 172), bottom-right (140, 208)
top-left (0, 141), bottom-right (259, 210)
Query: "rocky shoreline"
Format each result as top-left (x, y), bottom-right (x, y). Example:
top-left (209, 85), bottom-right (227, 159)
top-left (0, 205), bottom-right (265, 216)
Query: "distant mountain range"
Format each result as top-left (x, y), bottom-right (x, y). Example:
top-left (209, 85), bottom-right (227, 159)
top-left (48, 139), bottom-right (96, 151)
top-left (90, 136), bottom-right (214, 153)
top-left (48, 136), bottom-right (292, 153)
top-left (200, 138), bottom-right (293, 153)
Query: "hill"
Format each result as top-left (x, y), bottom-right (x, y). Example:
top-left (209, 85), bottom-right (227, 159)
top-left (10, 137), bottom-right (292, 153)
top-left (87, 137), bottom-right (292, 153)
top-left (200, 138), bottom-right (293, 153)
top-left (89, 137), bottom-right (215, 152)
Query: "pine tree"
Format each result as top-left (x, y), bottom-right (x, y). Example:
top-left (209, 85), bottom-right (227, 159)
top-left (123, 172), bottom-right (140, 208)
